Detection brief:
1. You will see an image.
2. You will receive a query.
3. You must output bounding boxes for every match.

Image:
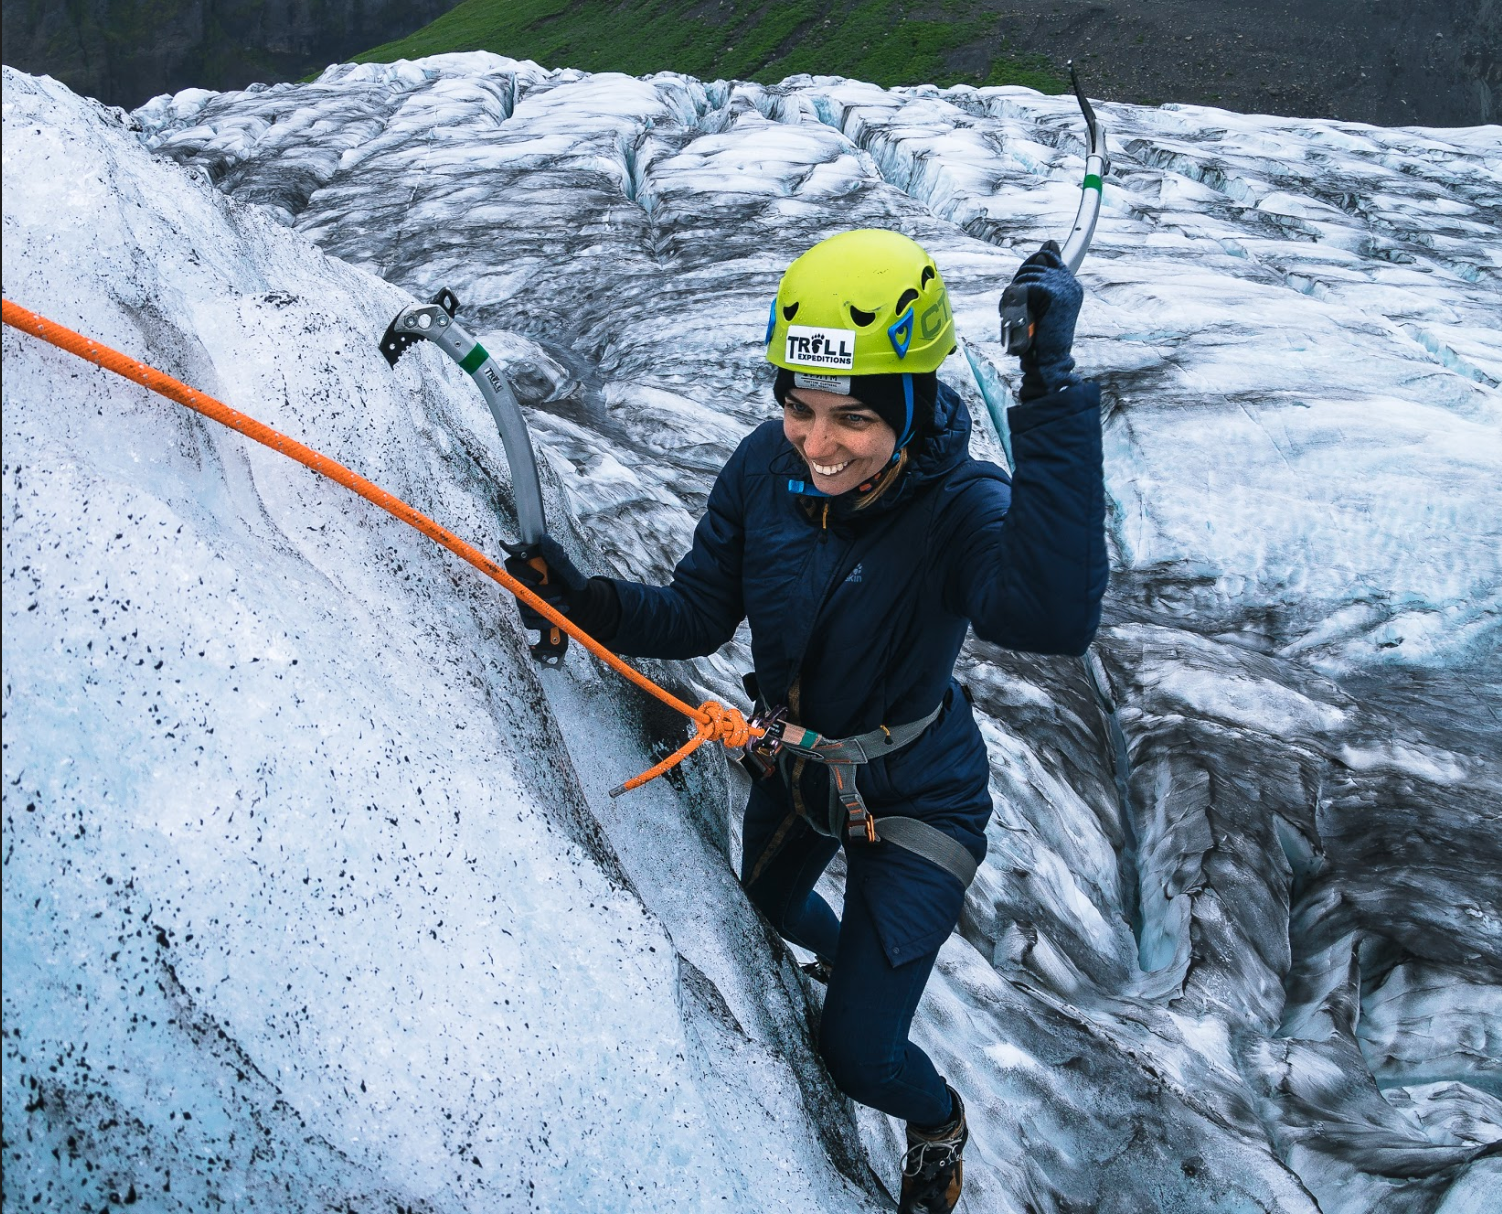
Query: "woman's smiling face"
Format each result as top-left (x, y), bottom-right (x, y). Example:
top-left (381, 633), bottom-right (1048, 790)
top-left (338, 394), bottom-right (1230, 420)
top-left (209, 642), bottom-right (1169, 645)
top-left (781, 388), bottom-right (897, 495)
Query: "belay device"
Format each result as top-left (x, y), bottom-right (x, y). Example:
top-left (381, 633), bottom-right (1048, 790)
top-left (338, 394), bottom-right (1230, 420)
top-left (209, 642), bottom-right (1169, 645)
top-left (379, 289), bottom-right (567, 664)
top-left (998, 62), bottom-right (1112, 353)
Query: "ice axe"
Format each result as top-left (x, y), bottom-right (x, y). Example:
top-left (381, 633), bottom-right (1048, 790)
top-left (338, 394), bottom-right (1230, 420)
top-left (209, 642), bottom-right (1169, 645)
top-left (998, 61), bottom-right (1111, 355)
top-left (379, 289), bottom-right (568, 664)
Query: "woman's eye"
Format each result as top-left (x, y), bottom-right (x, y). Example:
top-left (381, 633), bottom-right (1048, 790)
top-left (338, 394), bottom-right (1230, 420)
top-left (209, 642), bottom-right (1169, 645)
top-left (839, 413), bottom-right (874, 426)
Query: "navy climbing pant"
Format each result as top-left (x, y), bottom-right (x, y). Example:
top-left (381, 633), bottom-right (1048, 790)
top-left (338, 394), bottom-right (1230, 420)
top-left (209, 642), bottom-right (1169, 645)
top-left (741, 790), bottom-right (955, 1128)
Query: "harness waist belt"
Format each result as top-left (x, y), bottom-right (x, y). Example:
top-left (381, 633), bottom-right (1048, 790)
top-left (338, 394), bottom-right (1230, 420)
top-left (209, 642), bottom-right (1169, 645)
top-left (772, 702), bottom-right (979, 888)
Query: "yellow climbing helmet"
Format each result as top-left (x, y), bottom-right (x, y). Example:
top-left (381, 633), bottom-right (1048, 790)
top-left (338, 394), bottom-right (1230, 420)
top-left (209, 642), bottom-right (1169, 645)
top-left (765, 229), bottom-right (955, 376)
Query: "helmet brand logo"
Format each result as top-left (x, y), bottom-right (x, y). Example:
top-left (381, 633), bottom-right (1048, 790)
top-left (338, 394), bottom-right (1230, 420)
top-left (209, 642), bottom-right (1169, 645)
top-left (786, 325), bottom-right (857, 370)
top-left (920, 288), bottom-right (952, 340)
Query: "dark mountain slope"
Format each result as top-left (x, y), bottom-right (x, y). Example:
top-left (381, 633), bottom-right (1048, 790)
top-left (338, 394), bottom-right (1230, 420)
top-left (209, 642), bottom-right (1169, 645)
top-left (0, 0), bottom-right (465, 109)
top-left (1, 0), bottom-right (1495, 123)
top-left (356, 0), bottom-right (1498, 126)
top-left (972, 0), bottom-right (1499, 129)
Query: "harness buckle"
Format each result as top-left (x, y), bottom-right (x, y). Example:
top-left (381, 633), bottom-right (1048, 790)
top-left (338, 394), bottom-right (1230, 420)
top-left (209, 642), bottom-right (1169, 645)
top-left (831, 764), bottom-right (879, 844)
top-left (743, 705), bottom-right (789, 778)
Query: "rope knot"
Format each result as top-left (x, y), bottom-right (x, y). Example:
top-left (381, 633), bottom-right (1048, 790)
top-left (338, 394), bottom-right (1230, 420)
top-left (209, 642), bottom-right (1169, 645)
top-left (696, 700), bottom-right (752, 750)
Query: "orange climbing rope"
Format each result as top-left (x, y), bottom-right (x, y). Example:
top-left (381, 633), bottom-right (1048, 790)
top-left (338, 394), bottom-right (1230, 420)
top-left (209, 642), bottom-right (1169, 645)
top-left (2, 298), bottom-right (759, 796)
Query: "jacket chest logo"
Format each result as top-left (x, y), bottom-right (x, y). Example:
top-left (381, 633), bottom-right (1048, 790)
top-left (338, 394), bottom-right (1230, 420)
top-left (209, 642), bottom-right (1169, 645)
top-left (844, 562), bottom-right (864, 584)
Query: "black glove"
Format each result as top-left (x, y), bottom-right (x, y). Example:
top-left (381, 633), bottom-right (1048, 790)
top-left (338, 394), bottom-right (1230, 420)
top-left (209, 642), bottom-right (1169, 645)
top-left (1009, 239), bottom-right (1084, 401)
top-left (505, 534), bottom-right (586, 626)
top-left (503, 534), bottom-right (621, 652)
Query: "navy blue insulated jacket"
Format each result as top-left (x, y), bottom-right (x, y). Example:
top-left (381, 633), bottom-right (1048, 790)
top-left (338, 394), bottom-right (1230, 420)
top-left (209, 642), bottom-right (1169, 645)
top-left (611, 380), bottom-right (1107, 963)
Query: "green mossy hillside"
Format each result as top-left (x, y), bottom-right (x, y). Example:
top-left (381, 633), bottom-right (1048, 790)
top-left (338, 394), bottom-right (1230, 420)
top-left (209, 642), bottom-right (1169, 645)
top-left (352, 0), bottom-right (1066, 93)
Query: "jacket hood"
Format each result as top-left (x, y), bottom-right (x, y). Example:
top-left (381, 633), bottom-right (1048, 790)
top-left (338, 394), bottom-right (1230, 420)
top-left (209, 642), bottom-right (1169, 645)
top-left (897, 380), bottom-right (973, 495)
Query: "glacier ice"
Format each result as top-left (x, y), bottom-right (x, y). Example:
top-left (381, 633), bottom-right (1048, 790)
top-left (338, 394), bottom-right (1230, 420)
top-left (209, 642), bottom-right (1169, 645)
top-left (5, 53), bottom-right (1500, 1213)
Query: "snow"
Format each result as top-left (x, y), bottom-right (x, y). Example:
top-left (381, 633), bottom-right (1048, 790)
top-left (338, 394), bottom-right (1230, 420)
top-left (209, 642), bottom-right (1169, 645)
top-left (6, 52), bottom-right (1501, 1213)
top-left (2, 69), bottom-right (874, 1212)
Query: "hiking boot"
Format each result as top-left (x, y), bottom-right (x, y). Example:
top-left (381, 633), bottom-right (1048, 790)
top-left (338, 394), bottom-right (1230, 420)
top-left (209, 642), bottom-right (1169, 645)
top-left (799, 958), bottom-right (833, 984)
top-left (898, 1085), bottom-right (968, 1214)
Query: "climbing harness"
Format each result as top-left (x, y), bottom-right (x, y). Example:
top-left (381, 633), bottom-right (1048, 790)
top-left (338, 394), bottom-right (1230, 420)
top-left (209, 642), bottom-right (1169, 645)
top-left (746, 701), bottom-right (978, 888)
top-left (1, 297), bottom-right (757, 798)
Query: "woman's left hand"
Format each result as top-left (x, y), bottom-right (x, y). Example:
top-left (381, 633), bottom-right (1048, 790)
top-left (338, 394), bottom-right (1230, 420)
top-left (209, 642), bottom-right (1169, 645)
top-left (1008, 239), bottom-right (1084, 398)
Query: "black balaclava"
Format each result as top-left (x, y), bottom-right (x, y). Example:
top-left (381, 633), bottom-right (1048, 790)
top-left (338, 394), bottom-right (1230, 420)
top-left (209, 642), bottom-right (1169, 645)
top-left (773, 367), bottom-right (939, 449)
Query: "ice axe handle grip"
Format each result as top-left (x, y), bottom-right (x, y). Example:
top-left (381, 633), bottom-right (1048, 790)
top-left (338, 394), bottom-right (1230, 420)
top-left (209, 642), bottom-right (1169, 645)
top-left (999, 284), bottom-right (1033, 356)
top-left (525, 554), bottom-right (569, 666)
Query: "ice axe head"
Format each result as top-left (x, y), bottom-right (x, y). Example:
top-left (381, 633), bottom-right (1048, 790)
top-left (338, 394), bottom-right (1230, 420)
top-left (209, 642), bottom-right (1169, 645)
top-left (379, 288), bottom-right (462, 367)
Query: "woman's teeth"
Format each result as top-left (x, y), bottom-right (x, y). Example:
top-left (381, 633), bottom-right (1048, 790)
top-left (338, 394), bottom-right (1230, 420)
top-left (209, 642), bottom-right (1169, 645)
top-left (812, 460), bottom-right (850, 476)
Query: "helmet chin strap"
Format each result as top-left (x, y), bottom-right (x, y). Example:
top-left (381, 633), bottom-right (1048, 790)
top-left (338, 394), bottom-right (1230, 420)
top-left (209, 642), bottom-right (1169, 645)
top-left (890, 373), bottom-right (914, 462)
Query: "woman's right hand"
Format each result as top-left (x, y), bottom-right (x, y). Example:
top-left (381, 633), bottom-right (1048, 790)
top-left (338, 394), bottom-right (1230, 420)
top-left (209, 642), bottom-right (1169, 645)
top-left (503, 535), bottom-right (622, 645)
top-left (504, 534), bottom-right (588, 631)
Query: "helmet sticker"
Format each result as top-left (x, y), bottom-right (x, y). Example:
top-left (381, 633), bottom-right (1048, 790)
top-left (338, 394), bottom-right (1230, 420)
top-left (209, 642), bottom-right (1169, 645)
top-left (764, 299), bottom-right (778, 346)
top-left (785, 325), bottom-right (857, 370)
top-left (887, 308), bottom-right (915, 359)
top-left (793, 372), bottom-right (852, 393)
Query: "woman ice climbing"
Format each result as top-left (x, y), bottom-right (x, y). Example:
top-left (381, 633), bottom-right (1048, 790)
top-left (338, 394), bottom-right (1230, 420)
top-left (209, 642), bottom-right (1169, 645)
top-left (507, 228), bottom-right (1106, 1213)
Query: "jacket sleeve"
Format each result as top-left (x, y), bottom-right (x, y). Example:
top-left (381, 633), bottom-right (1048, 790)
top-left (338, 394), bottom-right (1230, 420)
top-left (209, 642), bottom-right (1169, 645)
top-left (946, 381), bottom-right (1107, 656)
top-left (606, 438), bottom-right (748, 660)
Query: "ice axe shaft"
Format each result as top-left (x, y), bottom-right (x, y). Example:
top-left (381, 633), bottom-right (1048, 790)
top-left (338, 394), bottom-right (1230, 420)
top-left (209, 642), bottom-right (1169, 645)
top-left (1000, 61), bottom-right (1111, 355)
top-left (380, 288), bottom-right (565, 663)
